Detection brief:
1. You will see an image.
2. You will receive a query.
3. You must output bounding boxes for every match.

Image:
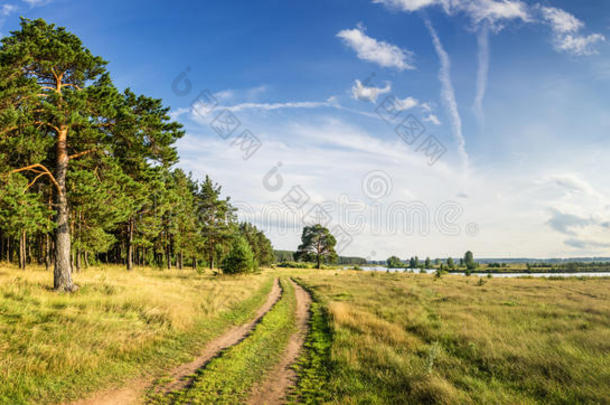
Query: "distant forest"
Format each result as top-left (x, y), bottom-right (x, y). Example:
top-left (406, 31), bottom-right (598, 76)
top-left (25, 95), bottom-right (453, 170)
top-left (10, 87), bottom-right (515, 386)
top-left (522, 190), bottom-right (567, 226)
top-left (273, 250), bottom-right (367, 265)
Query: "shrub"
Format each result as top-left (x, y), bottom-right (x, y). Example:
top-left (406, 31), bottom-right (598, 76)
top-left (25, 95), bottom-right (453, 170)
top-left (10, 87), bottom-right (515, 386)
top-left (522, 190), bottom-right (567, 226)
top-left (276, 261), bottom-right (312, 269)
top-left (221, 236), bottom-right (256, 274)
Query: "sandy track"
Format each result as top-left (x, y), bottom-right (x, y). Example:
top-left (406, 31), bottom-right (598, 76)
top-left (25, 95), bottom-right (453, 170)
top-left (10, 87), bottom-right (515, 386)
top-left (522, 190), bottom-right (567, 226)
top-left (247, 279), bottom-right (312, 405)
top-left (66, 278), bottom-right (282, 405)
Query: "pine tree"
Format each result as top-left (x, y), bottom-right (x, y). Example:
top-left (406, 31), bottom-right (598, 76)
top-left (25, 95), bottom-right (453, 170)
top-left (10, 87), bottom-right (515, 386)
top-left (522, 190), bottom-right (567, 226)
top-left (0, 20), bottom-right (184, 285)
top-left (0, 175), bottom-right (53, 269)
top-left (221, 236), bottom-right (256, 274)
top-left (295, 224), bottom-right (337, 269)
top-left (239, 222), bottom-right (273, 267)
top-left (195, 175), bottom-right (236, 269)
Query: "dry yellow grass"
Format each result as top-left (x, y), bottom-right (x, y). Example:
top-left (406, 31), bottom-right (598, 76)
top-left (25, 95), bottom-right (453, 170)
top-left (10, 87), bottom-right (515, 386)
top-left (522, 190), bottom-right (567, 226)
top-left (291, 269), bottom-right (610, 404)
top-left (0, 264), bottom-right (274, 404)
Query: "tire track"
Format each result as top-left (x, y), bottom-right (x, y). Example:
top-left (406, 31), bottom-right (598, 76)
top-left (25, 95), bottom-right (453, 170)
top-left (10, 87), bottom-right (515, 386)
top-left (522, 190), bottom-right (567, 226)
top-left (247, 279), bottom-right (312, 405)
top-left (66, 277), bottom-right (282, 405)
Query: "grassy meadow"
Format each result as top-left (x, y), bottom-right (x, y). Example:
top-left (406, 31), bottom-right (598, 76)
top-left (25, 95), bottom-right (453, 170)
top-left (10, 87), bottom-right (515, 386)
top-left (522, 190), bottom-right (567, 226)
top-left (0, 264), bottom-right (274, 404)
top-left (0, 265), bottom-right (608, 404)
top-left (292, 270), bottom-right (610, 404)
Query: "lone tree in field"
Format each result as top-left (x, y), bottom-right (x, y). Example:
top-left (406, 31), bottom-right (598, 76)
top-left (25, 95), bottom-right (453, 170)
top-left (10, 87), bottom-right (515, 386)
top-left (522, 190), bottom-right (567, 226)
top-left (295, 224), bottom-right (337, 269)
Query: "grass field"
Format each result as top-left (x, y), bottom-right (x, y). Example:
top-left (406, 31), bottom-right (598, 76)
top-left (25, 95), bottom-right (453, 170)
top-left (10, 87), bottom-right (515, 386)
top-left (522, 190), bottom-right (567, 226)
top-left (0, 264), bottom-right (274, 404)
top-left (292, 270), bottom-right (610, 404)
top-left (0, 265), bottom-right (608, 404)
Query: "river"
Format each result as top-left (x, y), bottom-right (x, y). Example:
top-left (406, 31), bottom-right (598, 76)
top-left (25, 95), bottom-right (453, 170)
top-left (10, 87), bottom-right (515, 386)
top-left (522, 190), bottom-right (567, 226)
top-left (355, 266), bottom-right (610, 278)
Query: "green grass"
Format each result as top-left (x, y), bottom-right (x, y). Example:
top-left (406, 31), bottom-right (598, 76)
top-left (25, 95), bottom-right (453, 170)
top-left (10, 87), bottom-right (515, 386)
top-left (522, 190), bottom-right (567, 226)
top-left (289, 269), bottom-right (610, 404)
top-left (0, 264), bottom-right (275, 404)
top-left (2, 265), bottom-right (609, 404)
top-left (149, 277), bottom-right (297, 404)
top-left (289, 279), bottom-right (333, 404)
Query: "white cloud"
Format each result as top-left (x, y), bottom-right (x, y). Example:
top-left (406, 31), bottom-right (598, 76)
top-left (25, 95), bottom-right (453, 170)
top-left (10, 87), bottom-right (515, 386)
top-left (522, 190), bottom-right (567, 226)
top-left (538, 5), bottom-right (605, 56)
top-left (423, 114), bottom-right (441, 125)
top-left (373, 0), bottom-right (529, 25)
top-left (460, 0), bottom-right (529, 25)
top-left (188, 99), bottom-right (338, 123)
top-left (372, 0), bottom-right (440, 12)
top-left (21, 0), bottom-right (50, 5)
top-left (474, 22), bottom-right (489, 128)
top-left (351, 79), bottom-right (392, 103)
top-left (554, 33), bottom-right (606, 56)
top-left (375, 1), bottom-right (604, 56)
top-left (547, 174), bottom-right (604, 201)
top-left (1, 4), bottom-right (18, 16)
top-left (394, 96), bottom-right (418, 110)
top-left (540, 6), bottom-right (582, 33)
top-left (214, 89), bottom-right (235, 101)
top-left (222, 100), bottom-right (334, 113)
top-left (337, 25), bottom-right (415, 70)
top-left (424, 18), bottom-right (469, 170)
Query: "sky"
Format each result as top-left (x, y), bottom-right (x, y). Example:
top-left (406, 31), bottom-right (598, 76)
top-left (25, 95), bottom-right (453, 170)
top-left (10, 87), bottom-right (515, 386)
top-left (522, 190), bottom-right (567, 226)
top-left (1, 0), bottom-right (610, 260)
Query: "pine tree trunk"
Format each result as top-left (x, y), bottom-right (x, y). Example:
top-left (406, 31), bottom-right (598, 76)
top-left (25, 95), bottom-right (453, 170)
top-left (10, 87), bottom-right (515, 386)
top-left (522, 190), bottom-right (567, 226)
top-left (192, 256), bottom-right (197, 270)
top-left (166, 243), bottom-right (171, 270)
top-left (126, 217), bottom-right (134, 271)
top-left (75, 249), bottom-right (81, 272)
top-left (27, 238), bottom-right (31, 266)
top-left (84, 251), bottom-right (89, 268)
top-left (54, 126), bottom-right (75, 291)
top-left (178, 251), bottom-right (183, 270)
top-left (19, 229), bottom-right (26, 270)
top-left (44, 234), bottom-right (51, 270)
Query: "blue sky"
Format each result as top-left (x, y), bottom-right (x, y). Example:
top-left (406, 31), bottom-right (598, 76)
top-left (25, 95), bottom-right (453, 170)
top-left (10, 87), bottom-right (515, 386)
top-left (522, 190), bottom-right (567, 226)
top-left (2, 0), bottom-right (610, 259)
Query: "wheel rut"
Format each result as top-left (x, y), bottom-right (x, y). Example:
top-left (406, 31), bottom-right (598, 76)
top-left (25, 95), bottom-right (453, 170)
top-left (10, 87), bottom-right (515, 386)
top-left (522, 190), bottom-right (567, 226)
top-left (247, 279), bottom-right (312, 405)
top-left (65, 277), bottom-right (282, 405)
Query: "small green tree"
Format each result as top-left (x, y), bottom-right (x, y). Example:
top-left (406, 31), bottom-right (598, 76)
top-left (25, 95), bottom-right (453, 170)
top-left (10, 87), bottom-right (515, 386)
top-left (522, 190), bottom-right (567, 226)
top-left (387, 256), bottom-right (402, 268)
top-left (447, 257), bottom-right (455, 269)
top-left (221, 236), bottom-right (255, 274)
top-left (425, 257), bottom-right (431, 268)
top-left (464, 250), bottom-right (476, 270)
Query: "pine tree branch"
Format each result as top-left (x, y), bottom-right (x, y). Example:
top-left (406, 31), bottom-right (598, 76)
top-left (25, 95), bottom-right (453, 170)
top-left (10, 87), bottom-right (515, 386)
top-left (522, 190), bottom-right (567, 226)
top-left (62, 83), bottom-right (82, 91)
top-left (10, 164), bottom-right (62, 196)
top-left (25, 173), bottom-right (47, 190)
top-left (68, 149), bottom-right (96, 160)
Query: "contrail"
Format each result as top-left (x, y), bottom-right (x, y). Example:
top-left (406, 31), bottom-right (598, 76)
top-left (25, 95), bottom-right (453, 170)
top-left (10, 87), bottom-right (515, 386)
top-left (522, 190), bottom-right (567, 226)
top-left (474, 22), bottom-right (489, 130)
top-left (424, 18), bottom-right (469, 171)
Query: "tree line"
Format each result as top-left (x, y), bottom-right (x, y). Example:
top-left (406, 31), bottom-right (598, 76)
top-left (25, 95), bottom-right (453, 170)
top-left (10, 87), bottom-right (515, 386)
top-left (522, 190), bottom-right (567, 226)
top-left (0, 18), bottom-right (273, 290)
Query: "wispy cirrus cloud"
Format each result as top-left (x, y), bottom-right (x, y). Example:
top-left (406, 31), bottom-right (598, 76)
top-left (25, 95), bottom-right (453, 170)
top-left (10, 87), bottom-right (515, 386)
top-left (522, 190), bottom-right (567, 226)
top-left (337, 25), bottom-right (415, 70)
top-left (21, 0), bottom-right (51, 6)
top-left (474, 21), bottom-right (489, 129)
top-left (424, 18), bottom-right (469, 170)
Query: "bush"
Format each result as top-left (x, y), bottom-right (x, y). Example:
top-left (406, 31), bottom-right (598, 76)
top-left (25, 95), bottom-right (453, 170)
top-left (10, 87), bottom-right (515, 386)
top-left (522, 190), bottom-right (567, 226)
top-left (276, 261), bottom-right (312, 269)
top-left (221, 236), bottom-right (256, 274)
